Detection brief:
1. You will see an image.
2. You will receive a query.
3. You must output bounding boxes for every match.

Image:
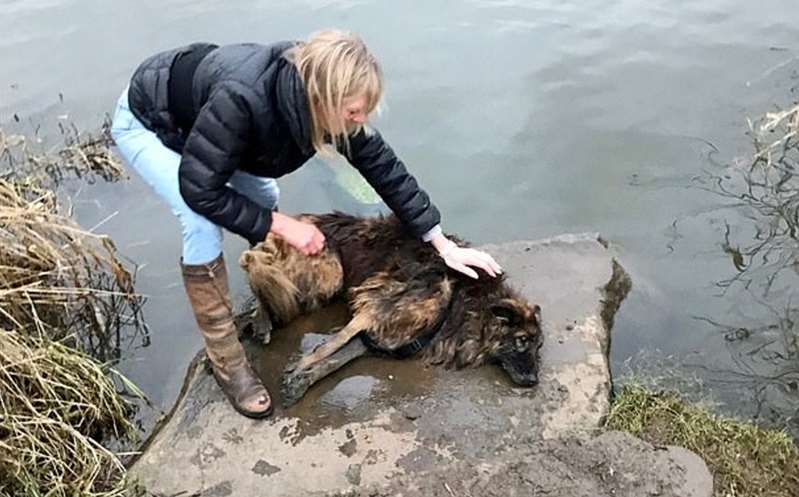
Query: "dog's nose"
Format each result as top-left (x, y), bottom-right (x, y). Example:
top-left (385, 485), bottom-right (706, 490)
top-left (525, 367), bottom-right (540, 386)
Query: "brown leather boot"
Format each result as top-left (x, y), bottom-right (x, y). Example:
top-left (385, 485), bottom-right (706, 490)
top-left (181, 254), bottom-right (273, 419)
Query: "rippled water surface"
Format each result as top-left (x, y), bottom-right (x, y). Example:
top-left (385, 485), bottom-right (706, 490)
top-left (2, 0), bottom-right (798, 434)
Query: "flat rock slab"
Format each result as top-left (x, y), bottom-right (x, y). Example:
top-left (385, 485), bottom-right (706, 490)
top-left (323, 430), bottom-right (713, 497)
top-left (132, 234), bottom-right (709, 496)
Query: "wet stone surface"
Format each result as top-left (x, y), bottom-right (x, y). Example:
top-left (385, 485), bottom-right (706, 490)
top-left (130, 235), bottom-right (711, 496)
top-left (322, 431), bottom-right (713, 497)
top-left (252, 459), bottom-right (281, 477)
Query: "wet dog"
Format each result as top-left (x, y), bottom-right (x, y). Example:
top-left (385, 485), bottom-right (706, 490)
top-left (239, 212), bottom-right (543, 406)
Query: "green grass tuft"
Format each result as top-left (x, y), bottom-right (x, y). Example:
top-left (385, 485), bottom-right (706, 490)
top-left (606, 384), bottom-right (799, 497)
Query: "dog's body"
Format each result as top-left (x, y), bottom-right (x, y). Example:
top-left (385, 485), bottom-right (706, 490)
top-left (239, 212), bottom-right (542, 405)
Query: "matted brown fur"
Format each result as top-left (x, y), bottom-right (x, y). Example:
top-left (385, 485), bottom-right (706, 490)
top-left (239, 212), bottom-right (542, 384)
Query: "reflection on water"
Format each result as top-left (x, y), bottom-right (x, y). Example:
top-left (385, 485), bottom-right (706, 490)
top-left (2, 0), bottom-right (799, 438)
top-left (691, 105), bottom-right (799, 435)
top-left (320, 375), bottom-right (380, 411)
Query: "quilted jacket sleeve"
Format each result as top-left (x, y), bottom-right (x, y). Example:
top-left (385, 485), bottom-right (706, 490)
top-left (178, 83), bottom-right (272, 245)
top-left (343, 128), bottom-right (441, 238)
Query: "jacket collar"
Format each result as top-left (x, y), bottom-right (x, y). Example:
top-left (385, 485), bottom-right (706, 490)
top-left (275, 54), bottom-right (314, 155)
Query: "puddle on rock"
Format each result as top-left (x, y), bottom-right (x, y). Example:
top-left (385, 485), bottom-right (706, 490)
top-left (320, 375), bottom-right (380, 411)
top-left (248, 299), bottom-right (440, 439)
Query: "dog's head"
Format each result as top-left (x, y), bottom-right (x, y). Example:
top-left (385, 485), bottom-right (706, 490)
top-left (429, 281), bottom-right (543, 387)
top-left (485, 297), bottom-right (543, 387)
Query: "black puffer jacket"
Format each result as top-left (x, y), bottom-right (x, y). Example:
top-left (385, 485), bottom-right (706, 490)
top-left (127, 42), bottom-right (441, 246)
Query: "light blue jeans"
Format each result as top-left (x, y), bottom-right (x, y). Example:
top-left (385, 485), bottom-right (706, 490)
top-left (110, 88), bottom-right (279, 264)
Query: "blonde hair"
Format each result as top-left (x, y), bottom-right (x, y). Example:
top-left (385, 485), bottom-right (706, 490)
top-left (286, 29), bottom-right (383, 155)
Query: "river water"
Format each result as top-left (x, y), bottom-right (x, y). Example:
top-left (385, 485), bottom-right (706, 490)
top-left (2, 0), bottom-right (798, 435)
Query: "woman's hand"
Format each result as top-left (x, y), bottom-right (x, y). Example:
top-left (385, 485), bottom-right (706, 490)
top-left (431, 235), bottom-right (503, 279)
top-left (270, 212), bottom-right (326, 255)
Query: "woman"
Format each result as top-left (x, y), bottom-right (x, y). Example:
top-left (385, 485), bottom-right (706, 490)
top-left (111, 30), bottom-right (502, 419)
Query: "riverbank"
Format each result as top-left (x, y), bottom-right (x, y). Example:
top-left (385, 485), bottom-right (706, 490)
top-left (607, 384), bottom-right (799, 497)
top-left (0, 125), bottom-right (145, 496)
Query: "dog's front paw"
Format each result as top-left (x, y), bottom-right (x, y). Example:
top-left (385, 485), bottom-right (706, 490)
top-left (234, 301), bottom-right (274, 345)
top-left (281, 367), bottom-right (313, 407)
top-left (252, 307), bottom-right (273, 345)
top-left (283, 358), bottom-right (299, 375)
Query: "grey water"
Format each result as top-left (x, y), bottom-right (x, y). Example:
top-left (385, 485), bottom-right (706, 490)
top-left (2, 0), bottom-right (798, 436)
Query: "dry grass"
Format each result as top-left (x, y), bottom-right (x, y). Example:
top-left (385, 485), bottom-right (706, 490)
top-left (0, 331), bottom-right (142, 497)
top-left (0, 119), bottom-right (125, 186)
top-left (0, 122), bottom-right (145, 360)
top-left (0, 123), bottom-right (147, 496)
top-left (751, 104), bottom-right (799, 166)
top-left (0, 177), bottom-right (144, 358)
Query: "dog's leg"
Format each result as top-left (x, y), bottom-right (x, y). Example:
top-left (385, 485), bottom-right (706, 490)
top-left (233, 298), bottom-right (273, 345)
top-left (291, 313), bottom-right (370, 372)
top-left (252, 304), bottom-right (274, 345)
top-left (281, 337), bottom-right (368, 406)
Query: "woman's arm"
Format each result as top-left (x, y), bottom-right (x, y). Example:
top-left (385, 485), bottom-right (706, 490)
top-left (343, 127), bottom-right (441, 237)
top-left (178, 83), bottom-right (274, 246)
top-left (344, 128), bottom-right (502, 278)
top-left (270, 212), bottom-right (325, 255)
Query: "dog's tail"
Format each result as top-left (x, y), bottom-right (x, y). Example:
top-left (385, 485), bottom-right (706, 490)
top-left (239, 248), bottom-right (301, 323)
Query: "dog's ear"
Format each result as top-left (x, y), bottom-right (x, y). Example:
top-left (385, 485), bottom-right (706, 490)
top-left (239, 249), bottom-right (272, 272)
top-left (530, 304), bottom-right (542, 324)
top-left (490, 300), bottom-right (522, 325)
top-left (239, 250), bottom-right (256, 270)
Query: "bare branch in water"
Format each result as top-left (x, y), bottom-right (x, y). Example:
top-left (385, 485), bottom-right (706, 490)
top-left (699, 104), bottom-right (799, 436)
top-left (1, 116), bottom-right (126, 188)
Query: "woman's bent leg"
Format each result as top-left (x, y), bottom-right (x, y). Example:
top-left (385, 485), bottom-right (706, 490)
top-left (227, 170), bottom-right (280, 340)
top-left (228, 170), bottom-right (280, 210)
top-left (111, 89), bottom-right (272, 418)
top-left (110, 88), bottom-right (222, 265)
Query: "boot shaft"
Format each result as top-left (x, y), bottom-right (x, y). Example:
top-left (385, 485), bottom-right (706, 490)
top-left (181, 254), bottom-right (245, 372)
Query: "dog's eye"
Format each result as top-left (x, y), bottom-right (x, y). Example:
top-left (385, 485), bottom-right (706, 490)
top-left (514, 337), bottom-right (529, 351)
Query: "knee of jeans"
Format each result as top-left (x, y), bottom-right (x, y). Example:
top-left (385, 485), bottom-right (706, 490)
top-left (111, 111), bottom-right (135, 140)
top-left (110, 125), bottom-right (124, 142)
top-left (111, 98), bottom-right (139, 140)
top-left (180, 215), bottom-right (223, 263)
